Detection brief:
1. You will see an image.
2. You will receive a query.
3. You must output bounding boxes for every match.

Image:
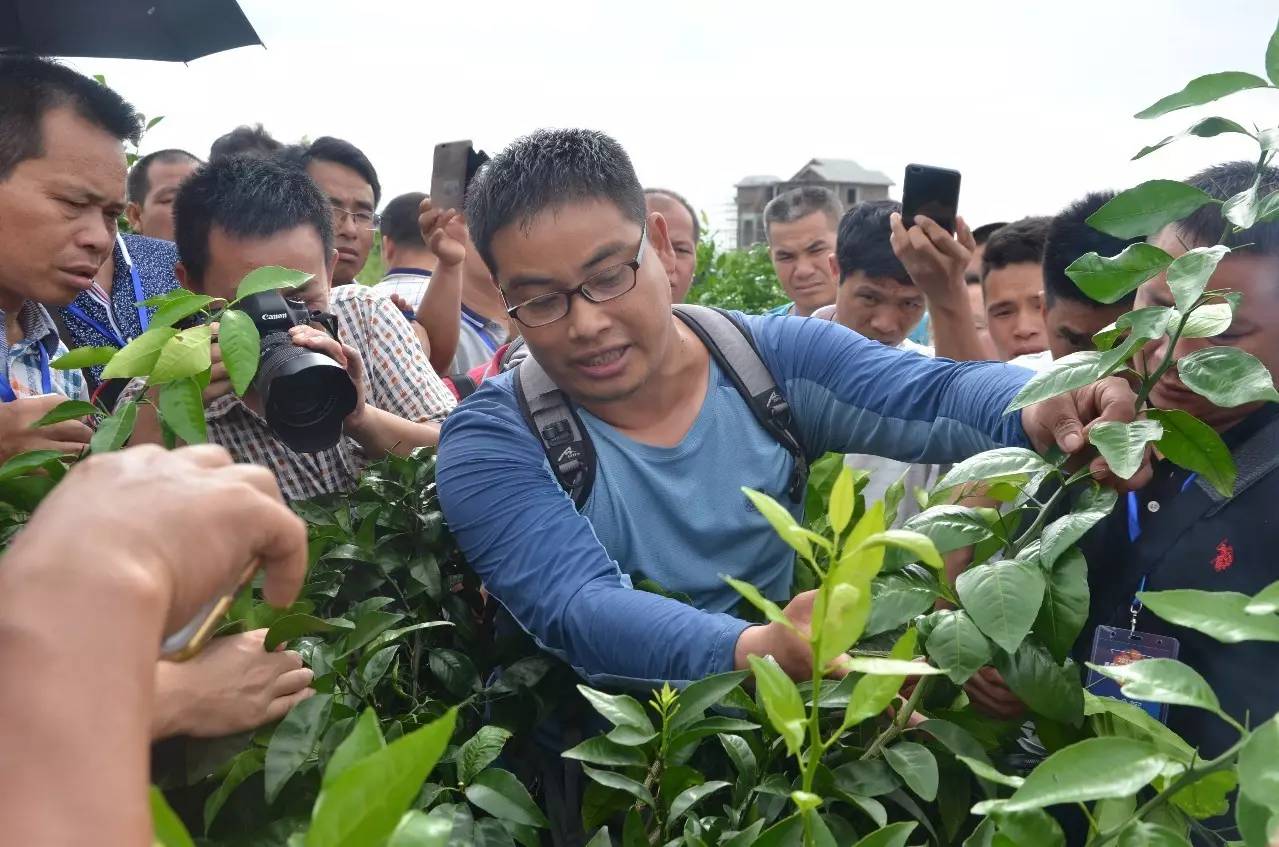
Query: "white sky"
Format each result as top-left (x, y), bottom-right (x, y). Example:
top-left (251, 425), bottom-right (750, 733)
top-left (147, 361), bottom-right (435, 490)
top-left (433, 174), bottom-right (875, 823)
top-left (69, 0), bottom-right (1279, 244)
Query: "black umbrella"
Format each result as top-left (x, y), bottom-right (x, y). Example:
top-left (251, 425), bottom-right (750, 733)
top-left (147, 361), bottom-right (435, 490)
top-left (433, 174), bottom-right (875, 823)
top-left (0, 0), bottom-right (263, 62)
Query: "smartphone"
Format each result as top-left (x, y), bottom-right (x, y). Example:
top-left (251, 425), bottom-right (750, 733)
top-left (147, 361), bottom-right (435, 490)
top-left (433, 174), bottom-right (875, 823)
top-left (430, 140), bottom-right (475, 213)
top-left (160, 561), bottom-right (258, 662)
top-left (900, 164), bottom-right (962, 234)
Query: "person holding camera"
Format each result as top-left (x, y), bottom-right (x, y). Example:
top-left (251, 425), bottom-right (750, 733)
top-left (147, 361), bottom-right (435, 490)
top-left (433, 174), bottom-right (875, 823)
top-left (121, 154), bottom-right (455, 500)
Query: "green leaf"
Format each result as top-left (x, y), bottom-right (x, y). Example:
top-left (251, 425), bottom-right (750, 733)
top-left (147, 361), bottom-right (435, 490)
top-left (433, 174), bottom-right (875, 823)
top-left (1169, 768), bottom-right (1236, 820)
top-left (1226, 174), bottom-right (1265, 229)
top-left (306, 708), bottom-right (456, 847)
top-left (0, 449), bottom-right (64, 482)
top-left (576, 686), bottom-right (655, 733)
top-left (723, 576), bottom-right (795, 632)
top-left (580, 764), bottom-right (655, 808)
top-left (458, 726), bottom-right (513, 785)
top-left (1034, 549), bottom-right (1091, 663)
top-left (427, 648), bottom-right (479, 697)
top-left (1166, 246), bottom-right (1230, 312)
top-left (1179, 302), bottom-right (1234, 339)
top-left (1141, 589), bottom-right (1279, 642)
top-left (829, 464), bottom-right (855, 534)
top-left (151, 785), bottom-right (196, 847)
top-left (668, 781), bottom-right (730, 825)
top-left (562, 736), bottom-right (648, 768)
top-left (340, 610), bottom-right (405, 658)
top-left (815, 580), bottom-right (871, 666)
top-left (1246, 579), bottom-right (1279, 615)
top-left (956, 560), bottom-right (1046, 654)
top-left (203, 748), bottom-right (266, 833)
top-left (1088, 657), bottom-right (1221, 716)
top-left (89, 400), bottom-right (138, 453)
top-left (924, 609), bottom-right (993, 685)
top-left (1094, 306), bottom-right (1177, 352)
top-left (157, 377), bottom-right (207, 445)
top-left (1133, 116), bottom-right (1253, 159)
top-left (995, 638), bottom-right (1084, 726)
top-left (265, 613), bottom-right (352, 650)
top-left (866, 571), bottom-right (937, 637)
top-left (883, 741), bottom-right (938, 801)
top-left (265, 692), bottom-right (333, 803)
top-left (851, 820), bottom-right (916, 847)
top-left (1134, 72), bottom-right (1272, 119)
top-left (149, 324), bottom-right (213, 384)
top-left (149, 292), bottom-right (215, 329)
top-left (1238, 716), bottom-right (1279, 811)
top-left (234, 265), bottom-right (314, 302)
top-left (845, 628), bottom-right (919, 728)
top-left (749, 654), bottom-right (806, 756)
top-left (974, 738), bottom-right (1167, 813)
top-left (743, 486), bottom-right (811, 561)
top-left (1088, 420), bottom-right (1162, 480)
top-left (668, 670), bottom-right (748, 730)
top-left (933, 448), bottom-right (1053, 499)
top-left (464, 768), bottom-right (549, 828)
top-left (995, 809), bottom-right (1065, 847)
top-left (219, 308), bottom-right (262, 396)
top-left (387, 810), bottom-right (453, 847)
top-left (956, 755), bottom-right (1024, 789)
top-left (50, 345), bottom-right (117, 370)
top-left (1039, 486), bottom-right (1116, 568)
top-left (325, 711), bottom-right (385, 788)
top-left (1115, 821), bottom-right (1191, 847)
top-left (1085, 185), bottom-right (1215, 243)
top-left (1267, 19), bottom-right (1279, 86)
top-left (1236, 791), bottom-right (1276, 847)
top-left (100, 326), bottom-right (178, 379)
top-left (900, 505), bottom-right (993, 555)
top-left (1005, 351), bottom-right (1108, 412)
top-left (1178, 346), bottom-right (1279, 407)
top-left (33, 399), bottom-right (101, 427)
top-left (857, 529), bottom-right (943, 570)
top-left (1147, 409), bottom-right (1236, 496)
top-left (847, 657), bottom-right (944, 676)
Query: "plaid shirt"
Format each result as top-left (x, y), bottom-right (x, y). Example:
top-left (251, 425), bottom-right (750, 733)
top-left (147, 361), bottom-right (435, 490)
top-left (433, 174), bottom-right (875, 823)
top-left (1, 300), bottom-right (87, 401)
top-left (121, 285), bottom-right (455, 500)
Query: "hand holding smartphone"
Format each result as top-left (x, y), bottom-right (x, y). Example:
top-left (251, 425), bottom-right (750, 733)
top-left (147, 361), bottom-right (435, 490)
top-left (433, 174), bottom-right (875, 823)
top-left (901, 163), bottom-right (962, 234)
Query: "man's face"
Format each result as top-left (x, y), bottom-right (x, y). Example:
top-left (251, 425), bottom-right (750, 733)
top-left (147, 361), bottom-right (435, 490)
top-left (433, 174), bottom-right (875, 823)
top-left (0, 106), bottom-right (126, 308)
top-left (306, 159), bottom-right (375, 285)
top-left (182, 224), bottom-right (335, 314)
top-left (127, 157), bottom-right (200, 241)
top-left (1135, 228), bottom-right (1279, 432)
top-left (645, 194), bottom-right (696, 302)
top-left (835, 271), bottom-right (925, 348)
top-left (491, 199), bottom-right (677, 406)
top-left (966, 281), bottom-right (996, 357)
top-left (1043, 296), bottom-right (1128, 360)
top-left (768, 212), bottom-right (838, 316)
top-left (984, 262), bottom-right (1047, 360)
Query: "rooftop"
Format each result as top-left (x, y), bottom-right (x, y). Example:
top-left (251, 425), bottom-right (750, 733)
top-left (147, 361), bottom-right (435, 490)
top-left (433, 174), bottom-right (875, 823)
top-left (792, 158), bottom-right (894, 187)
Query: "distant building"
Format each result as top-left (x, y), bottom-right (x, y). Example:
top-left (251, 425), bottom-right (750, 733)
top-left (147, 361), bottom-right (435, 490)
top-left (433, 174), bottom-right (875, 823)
top-left (735, 158), bottom-right (894, 247)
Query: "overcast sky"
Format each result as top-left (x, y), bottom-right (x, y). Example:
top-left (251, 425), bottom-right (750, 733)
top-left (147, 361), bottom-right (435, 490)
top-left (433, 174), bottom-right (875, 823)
top-left (69, 0), bottom-right (1279, 244)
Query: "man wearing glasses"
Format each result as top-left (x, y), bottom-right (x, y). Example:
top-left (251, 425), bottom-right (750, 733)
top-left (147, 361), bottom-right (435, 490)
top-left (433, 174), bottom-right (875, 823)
top-left (437, 129), bottom-right (1147, 707)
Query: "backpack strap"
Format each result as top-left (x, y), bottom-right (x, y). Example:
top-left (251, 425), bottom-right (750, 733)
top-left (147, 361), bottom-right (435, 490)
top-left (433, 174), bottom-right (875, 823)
top-left (513, 354), bottom-right (597, 510)
top-left (673, 304), bottom-right (809, 503)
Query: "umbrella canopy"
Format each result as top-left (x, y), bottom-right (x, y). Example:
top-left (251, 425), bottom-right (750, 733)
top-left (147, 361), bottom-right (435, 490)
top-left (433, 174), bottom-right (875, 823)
top-left (0, 0), bottom-right (262, 62)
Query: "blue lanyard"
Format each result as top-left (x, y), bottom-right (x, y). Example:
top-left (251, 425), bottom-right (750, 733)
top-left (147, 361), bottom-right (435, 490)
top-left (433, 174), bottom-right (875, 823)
top-left (1126, 472), bottom-right (1198, 630)
top-left (64, 237), bottom-right (150, 348)
top-left (0, 341), bottom-right (52, 403)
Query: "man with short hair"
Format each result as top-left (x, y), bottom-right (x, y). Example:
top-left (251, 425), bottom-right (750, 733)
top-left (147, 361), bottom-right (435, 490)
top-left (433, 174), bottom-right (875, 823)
top-left (982, 216), bottom-right (1051, 362)
top-left (124, 155), bottom-right (455, 500)
top-left (965, 222), bottom-right (1006, 358)
top-left (208, 123), bottom-right (280, 163)
top-left (124, 148), bottom-right (202, 241)
top-left (763, 185), bottom-right (843, 316)
top-left (644, 188), bottom-right (699, 302)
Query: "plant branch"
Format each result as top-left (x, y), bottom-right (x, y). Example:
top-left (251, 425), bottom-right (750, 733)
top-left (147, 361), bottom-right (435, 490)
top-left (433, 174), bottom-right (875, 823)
top-left (1010, 484), bottom-right (1067, 555)
top-left (1134, 305), bottom-right (1194, 412)
top-left (861, 676), bottom-right (931, 761)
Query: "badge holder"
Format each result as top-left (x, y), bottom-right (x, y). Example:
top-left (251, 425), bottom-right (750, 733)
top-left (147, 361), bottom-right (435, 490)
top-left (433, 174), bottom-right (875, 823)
top-left (1084, 594), bottom-right (1180, 723)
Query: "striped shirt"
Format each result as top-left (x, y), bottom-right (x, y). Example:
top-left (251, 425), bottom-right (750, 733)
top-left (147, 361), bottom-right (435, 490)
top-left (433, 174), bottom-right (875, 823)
top-left (0, 300), bottom-right (87, 401)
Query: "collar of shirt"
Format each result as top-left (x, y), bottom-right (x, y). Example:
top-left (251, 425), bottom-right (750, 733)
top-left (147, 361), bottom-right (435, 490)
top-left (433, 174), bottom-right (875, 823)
top-left (0, 299), bottom-right (62, 360)
top-left (460, 304), bottom-right (505, 336)
top-left (384, 267), bottom-right (433, 278)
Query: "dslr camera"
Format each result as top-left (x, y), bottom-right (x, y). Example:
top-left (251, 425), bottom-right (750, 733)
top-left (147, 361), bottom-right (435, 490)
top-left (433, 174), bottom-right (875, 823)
top-left (230, 291), bottom-right (357, 454)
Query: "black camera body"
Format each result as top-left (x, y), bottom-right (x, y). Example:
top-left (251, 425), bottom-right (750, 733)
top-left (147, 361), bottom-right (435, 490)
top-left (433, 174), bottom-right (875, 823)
top-left (232, 291), bottom-right (357, 454)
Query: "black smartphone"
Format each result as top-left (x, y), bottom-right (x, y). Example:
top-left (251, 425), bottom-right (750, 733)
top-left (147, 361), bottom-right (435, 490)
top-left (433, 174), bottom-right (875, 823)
top-left (430, 140), bottom-right (473, 213)
top-left (900, 163), bottom-right (962, 234)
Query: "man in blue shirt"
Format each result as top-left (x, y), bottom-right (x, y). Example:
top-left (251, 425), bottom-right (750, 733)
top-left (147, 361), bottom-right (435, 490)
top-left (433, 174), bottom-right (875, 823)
top-left (438, 129), bottom-right (1144, 691)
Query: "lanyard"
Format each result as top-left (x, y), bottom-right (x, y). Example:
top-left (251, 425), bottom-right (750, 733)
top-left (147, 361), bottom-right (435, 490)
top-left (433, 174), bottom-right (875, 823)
top-left (0, 341), bottom-right (51, 403)
top-left (64, 234), bottom-right (150, 347)
top-left (1126, 472), bottom-right (1198, 631)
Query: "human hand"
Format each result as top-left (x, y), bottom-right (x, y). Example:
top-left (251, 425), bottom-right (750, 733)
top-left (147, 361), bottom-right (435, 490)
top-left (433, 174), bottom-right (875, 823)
top-left (10, 444), bottom-right (307, 638)
top-left (204, 325), bottom-right (234, 403)
top-left (0, 393), bottom-right (93, 463)
top-left (419, 197), bottom-right (467, 267)
top-left (888, 212), bottom-right (974, 305)
top-left (1022, 376), bottom-right (1154, 490)
top-left (734, 590), bottom-right (849, 681)
top-left (388, 292), bottom-right (416, 319)
top-left (286, 324), bottom-right (367, 421)
top-left (964, 666), bottom-right (1026, 720)
top-left (152, 629), bottom-right (315, 738)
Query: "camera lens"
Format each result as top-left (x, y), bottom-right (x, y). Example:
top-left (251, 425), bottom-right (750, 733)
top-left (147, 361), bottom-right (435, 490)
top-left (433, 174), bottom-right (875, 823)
top-left (255, 331), bottom-right (357, 453)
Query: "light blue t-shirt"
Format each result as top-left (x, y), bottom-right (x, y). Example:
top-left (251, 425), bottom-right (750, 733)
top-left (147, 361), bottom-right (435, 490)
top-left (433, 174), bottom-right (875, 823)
top-left (437, 313), bottom-right (1031, 689)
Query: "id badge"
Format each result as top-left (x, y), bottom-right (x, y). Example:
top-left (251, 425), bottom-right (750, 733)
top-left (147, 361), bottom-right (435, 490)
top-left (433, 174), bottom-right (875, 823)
top-left (1085, 625), bottom-right (1181, 722)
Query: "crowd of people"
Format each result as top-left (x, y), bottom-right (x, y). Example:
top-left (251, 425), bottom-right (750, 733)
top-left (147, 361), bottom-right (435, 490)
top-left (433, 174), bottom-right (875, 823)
top-left (1, 53), bottom-right (1277, 844)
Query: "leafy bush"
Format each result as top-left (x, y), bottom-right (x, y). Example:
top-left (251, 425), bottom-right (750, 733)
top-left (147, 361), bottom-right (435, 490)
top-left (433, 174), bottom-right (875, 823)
top-left (690, 236), bottom-right (788, 314)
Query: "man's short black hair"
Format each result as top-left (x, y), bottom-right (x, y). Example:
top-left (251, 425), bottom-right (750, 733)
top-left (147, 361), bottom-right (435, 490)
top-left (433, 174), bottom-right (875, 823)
top-left (126, 148), bottom-right (202, 204)
top-left (208, 124), bottom-right (280, 163)
top-left (465, 128), bottom-right (646, 278)
top-left (763, 185), bottom-right (843, 238)
top-left (174, 155), bottom-right (334, 286)
top-left (1043, 192), bottom-right (1142, 308)
top-left (982, 216), bottom-right (1051, 280)
top-left (645, 187), bottom-right (700, 243)
top-left (1173, 161), bottom-right (1279, 256)
top-left (277, 136), bottom-right (381, 206)
top-left (836, 200), bottom-right (910, 285)
top-left (0, 55), bottom-right (141, 182)
top-left (380, 191), bottom-right (427, 248)
top-left (972, 221), bottom-right (1008, 246)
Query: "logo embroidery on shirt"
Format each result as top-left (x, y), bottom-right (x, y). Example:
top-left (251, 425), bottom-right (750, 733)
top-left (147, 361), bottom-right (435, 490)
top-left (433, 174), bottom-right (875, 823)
top-left (1212, 539), bottom-right (1234, 573)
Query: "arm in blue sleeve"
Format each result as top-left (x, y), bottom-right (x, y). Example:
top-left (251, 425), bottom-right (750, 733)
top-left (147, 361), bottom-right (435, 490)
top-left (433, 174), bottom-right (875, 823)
top-left (437, 385), bottom-right (750, 690)
top-left (749, 315), bottom-right (1033, 462)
